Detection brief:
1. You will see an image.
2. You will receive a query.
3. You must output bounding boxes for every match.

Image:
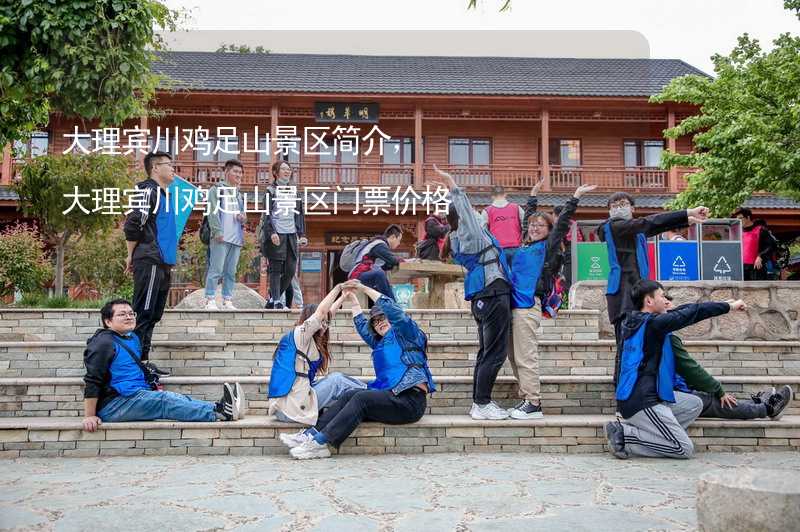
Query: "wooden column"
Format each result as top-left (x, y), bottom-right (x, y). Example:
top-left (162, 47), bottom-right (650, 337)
top-left (1, 145), bottom-right (11, 185)
top-left (540, 108), bottom-right (551, 191)
top-left (136, 115), bottom-right (148, 170)
top-left (414, 106), bottom-right (423, 188)
top-left (666, 109), bottom-right (678, 192)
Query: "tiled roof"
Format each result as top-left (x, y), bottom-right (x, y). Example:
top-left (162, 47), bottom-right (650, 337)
top-left (152, 52), bottom-right (710, 97)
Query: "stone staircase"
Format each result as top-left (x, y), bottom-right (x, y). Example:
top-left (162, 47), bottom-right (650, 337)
top-left (1, 308), bottom-right (798, 458)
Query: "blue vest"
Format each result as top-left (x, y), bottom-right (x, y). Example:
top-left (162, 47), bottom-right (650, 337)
top-left (616, 316), bottom-right (687, 403)
top-left (510, 240), bottom-right (547, 309)
top-left (451, 231), bottom-right (511, 301)
top-left (109, 333), bottom-right (150, 397)
top-left (268, 331), bottom-right (319, 399)
top-left (604, 223), bottom-right (649, 295)
top-left (369, 329), bottom-right (434, 391)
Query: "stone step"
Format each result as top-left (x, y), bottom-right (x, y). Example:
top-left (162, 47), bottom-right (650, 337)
top-left (2, 375), bottom-right (798, 418)
top-left (0, 308), bottom-right (600, 342)
top-left (2, 339), bottom-right (798, 378)
top-left (1, 415), bottom-right (798, 459)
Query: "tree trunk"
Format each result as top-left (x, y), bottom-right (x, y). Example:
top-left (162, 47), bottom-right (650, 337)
top-left (54, 239), bottom-right (65, 297)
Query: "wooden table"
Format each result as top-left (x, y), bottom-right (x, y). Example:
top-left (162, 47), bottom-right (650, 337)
top-left (390, 260), bottom-right (465, 308)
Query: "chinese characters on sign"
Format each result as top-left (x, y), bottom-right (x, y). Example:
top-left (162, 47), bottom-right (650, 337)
top-left (62, 125), bottom-right (391, 157)
top-left (314, 102), bottom-right (379, 124)
top-left (61, 185), bottom-right (451, 218)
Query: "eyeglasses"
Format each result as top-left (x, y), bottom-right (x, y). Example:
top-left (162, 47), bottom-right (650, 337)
top-left (370, 316), bottom-right (388, 326)
top-left (114, 311), bottom-right (137, 319)
top-left (610, 201), bottom-right (631, 209)
top-left (530, 223), bottom-right (549, 229)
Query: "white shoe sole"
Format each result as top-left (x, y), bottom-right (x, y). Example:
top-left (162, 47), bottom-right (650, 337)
top-left (470, 410), bottom-right (510, 420)
top-left (290, 447), bottom-right (331, 460)
top-left (234, 382), bottom-right (246, 419)
top-left (509, 409), bottom-right (544, 420)
top-left (279, 433), bottom-right (307, 449)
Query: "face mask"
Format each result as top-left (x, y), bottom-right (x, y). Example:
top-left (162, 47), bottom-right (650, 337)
top-left (276, 177), bottom-right (290, 186)
top-left (610, 206), bottom-right (633, 220)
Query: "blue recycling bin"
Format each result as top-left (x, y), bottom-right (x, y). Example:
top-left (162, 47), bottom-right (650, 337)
top-left (658, 240), bottom-right (700, 281)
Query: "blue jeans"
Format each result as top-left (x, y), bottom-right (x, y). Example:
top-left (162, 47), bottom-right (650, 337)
top-left (274, 372), bottom-right (367, 423)
top-left (357, 268), bottom-right (396, 301)
top-left (205, 240), bottom-right (242, 299)
top-left (97, 389), bottom-right (217, 422)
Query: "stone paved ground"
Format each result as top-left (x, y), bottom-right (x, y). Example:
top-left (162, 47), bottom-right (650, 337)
top-left (2, 452), bottom-right (799, 531)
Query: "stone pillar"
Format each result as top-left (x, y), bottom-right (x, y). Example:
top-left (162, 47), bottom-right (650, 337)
top-left (697, 469), bottom-right (800, 532)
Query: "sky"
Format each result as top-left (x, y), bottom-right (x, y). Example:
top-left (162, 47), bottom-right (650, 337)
top-left (163, 0), bottom-right (799, 74)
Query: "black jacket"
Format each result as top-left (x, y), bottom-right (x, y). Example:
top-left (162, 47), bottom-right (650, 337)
top-left (260, 184), bottom-right (307, 261)
top-left (597, 210), bottom-right (688, 324)
top-left (417, 216), bottom-right (450, 260)
top-left (366, 238), bottom-right (401, 270)
top-left (123, 179), bottom-right (166, 265)
top-left (616, 302), bottom-right (729, 418)
top-left (523, 195), bottom-right (578, 300)
top-left (83, 329), bottom-right (128, 410)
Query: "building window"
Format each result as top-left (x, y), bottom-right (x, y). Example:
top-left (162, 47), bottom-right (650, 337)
top-left (382, 137), bottom-right (417, 185)
top-left (149, 136), bottom-right (178, 158)
top-left (624, 139), bottom-right (664, 167)
top-left (549, 139), bottom-right (581, 167)
top-left (192, 137), bottom-right (240, 184)
top-left (318, 143), bottom-right (358, 185)
top-left (449, 138), bottom-right (491, 166)
top-left (13, 131), bottom-right (50, 160)
top-left (448, 138), bottom-right (491, 186)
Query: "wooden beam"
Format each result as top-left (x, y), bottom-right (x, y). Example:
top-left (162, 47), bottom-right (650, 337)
top-left (414, 106), bottom-right (423, 187)
top-left (1, 145), bottom-right (11, 186)
top-left (541, 108), bottom-right (550, 191)
top-left (667, 109), bottom-right (679, 193)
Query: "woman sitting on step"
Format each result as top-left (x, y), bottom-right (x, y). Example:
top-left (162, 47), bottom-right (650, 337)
top-left (268, 283), bottom-right (367, 440)
top-left (283, 279), bottom-right (436, 460)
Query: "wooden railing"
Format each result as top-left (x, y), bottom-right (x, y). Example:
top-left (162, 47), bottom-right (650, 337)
top-left (550, 166), bottom-right (669, 192)
top-left (6, 158), bottom-right (699, 194)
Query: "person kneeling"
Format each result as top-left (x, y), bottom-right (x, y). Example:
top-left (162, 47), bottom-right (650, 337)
top-left (663, 297), bottom-right (793, 421)
top-left (287, 280), bottom-right (436, 460)
top-left (605, 281), bottom-right (747, 459)
top-left (82, 299), bottom-right (244, 432)
top-left (269, 284), bottom-right (367, 446)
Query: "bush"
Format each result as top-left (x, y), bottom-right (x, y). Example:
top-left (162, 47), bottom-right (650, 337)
top-left (0, 223), bottom-right (51, 298)
top-left (177, 230), bottom-right (260, 286)
top-left (66, 227), bottom-right (133, 299)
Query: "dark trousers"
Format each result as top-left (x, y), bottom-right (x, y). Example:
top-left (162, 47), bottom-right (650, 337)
top-left (471, 292), bottom-right (512, 404)
top-left (132, 261), bottom-right (171, 361)
top-left (744, 264), bottom-right (767, 281)
top-left (268, 235), bottom-right (298, 303)
top-left (357, 268), bottom-right (396, 301)
top-left (315, 387), bottom-right (426, 448)
top-left (693, 390), bottom-right (768, 419)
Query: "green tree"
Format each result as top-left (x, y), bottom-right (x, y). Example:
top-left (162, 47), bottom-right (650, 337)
top-left (652, 0), bottom-right (800, 216)
top-left (13, 154), bottom-right (137, 296)
top-left (467, 0), bottom-right (512, 10)
top-left (0, 0), bottom-right (178, 149)
top-left (67, 227), bottom-right (132, 298)
top-left (0, 223), bottom-right (51, 299)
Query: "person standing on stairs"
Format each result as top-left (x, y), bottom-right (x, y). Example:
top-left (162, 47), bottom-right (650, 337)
top-left (506, 180), bottom-right (597, 419)
top-left (286, 279), bottom-right (435, 460)
top-left (433, 165), bottom-right (513, 421)
top-left (269, 283), bottom-right (366, 443)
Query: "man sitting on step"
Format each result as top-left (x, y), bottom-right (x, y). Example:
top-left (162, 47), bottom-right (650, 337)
top-left (81, 299), bottom-right (245, 432)
top-left (664, 296), bottom-right (793, 421)
top-left (605, 280), bottom-right (747, 459)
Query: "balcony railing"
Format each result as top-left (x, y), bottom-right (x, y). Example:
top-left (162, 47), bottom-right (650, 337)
top-left (550, 166), bottom-right (669, 191)
top-left (5, 158), bottom-right (698, 194)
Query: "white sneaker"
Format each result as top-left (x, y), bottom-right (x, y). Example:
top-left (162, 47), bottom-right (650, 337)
top-left (204, 299), bottom-right (219, 310)
top-left (222, 300), bottom-right (237, 310)
top-left (233, 382), bottom-right (246, 419)
top-left (290, 438), bottom-right (331, 460)
top-left (470, 401), bottom-right (510, 420)
top-left (508, 400), bottom-right (544, 420)
top-left (279, 430), bottom-right (313, 449)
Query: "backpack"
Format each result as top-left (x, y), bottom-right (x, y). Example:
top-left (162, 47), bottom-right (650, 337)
top-left (339, 239), bottom-right (371, 273)
top-left (199, 216), bottom-right (211, 246)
